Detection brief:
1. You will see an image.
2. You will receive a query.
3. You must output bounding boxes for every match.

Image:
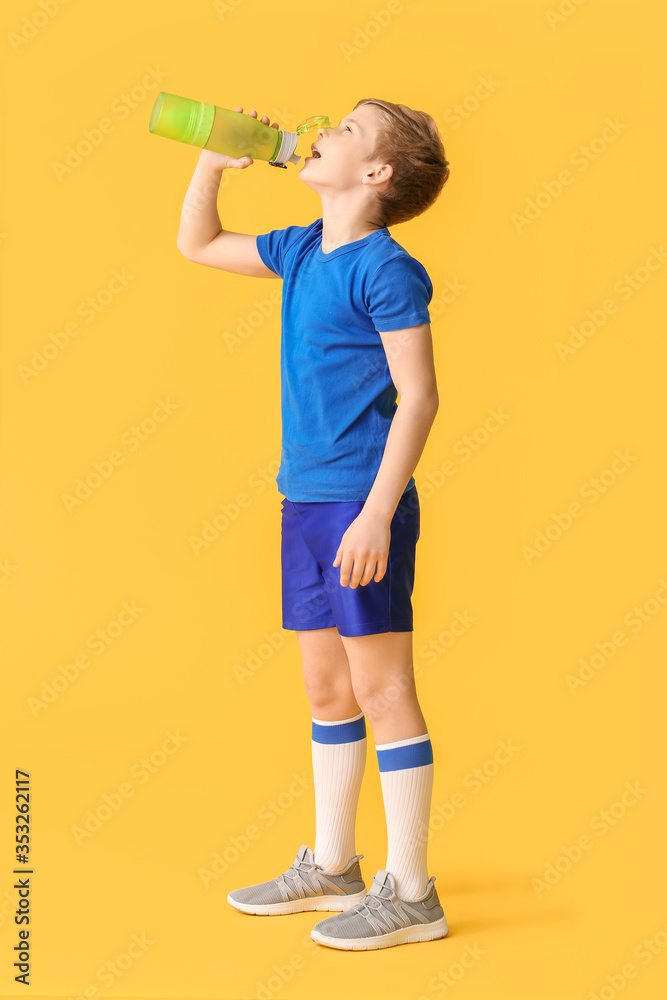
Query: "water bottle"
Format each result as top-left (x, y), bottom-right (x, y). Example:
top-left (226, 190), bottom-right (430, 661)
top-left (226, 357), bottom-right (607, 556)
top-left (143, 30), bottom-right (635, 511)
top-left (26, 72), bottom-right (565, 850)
top-left (149, 91), bottom-right (330, 168)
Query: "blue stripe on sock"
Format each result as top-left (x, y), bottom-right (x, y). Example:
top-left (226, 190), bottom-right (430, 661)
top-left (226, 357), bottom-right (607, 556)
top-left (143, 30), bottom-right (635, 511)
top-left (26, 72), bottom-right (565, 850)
top-left (376, 738), bottom-right (433, 772)
top-left (312, 716), bottom-right (366, 744)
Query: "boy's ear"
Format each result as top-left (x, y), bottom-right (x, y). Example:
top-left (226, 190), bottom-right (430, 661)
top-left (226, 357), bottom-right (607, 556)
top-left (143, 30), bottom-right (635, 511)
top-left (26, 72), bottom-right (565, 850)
top-left (363, 162), bottom-right (393, 186)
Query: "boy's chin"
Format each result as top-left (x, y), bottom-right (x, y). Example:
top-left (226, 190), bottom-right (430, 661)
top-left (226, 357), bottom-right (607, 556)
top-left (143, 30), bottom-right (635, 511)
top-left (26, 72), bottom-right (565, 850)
top-left (298, 170), bottom-right (321, 188)
top-left (298, 162), bottom-right (331, 184)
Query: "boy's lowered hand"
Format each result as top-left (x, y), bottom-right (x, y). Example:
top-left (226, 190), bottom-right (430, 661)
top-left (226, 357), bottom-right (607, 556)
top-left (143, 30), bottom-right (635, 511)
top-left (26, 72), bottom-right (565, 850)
top-left (333, 510), bottom-right (391, 588)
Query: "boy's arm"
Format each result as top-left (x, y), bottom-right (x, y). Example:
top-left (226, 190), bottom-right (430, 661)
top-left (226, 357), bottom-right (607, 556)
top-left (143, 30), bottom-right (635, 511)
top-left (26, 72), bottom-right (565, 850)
top-left (362, 322), bottom-right (439, 521)
top-left (177, 149), bottom-right (279, 278)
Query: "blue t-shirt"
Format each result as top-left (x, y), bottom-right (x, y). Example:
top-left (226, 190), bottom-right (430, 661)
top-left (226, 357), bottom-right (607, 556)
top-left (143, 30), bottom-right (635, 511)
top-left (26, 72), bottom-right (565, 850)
top-left (256, 217), bottom-right (433, 501)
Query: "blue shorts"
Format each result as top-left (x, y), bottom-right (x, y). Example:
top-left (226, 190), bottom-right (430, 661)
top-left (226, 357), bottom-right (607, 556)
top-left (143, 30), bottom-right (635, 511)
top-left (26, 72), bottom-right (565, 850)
top-left (281, 485), bottom-right (420, 637)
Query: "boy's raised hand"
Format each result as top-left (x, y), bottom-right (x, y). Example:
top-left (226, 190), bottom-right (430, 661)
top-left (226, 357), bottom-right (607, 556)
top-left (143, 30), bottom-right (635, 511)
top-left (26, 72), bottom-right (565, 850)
top-left (198, 107), bottom-right (280, 170)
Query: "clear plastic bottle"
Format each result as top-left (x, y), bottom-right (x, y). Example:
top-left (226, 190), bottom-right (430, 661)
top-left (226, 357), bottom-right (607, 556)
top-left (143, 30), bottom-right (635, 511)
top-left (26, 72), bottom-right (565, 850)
top-left (149, 91), bottom-right (329, 167)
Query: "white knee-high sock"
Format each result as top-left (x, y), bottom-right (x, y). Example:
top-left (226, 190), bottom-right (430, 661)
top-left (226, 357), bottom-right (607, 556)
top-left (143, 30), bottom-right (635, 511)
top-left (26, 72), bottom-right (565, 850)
top-left (376, 732), bottom-right (434, 899)
top-left (311, 711), bottom-right (367, 872)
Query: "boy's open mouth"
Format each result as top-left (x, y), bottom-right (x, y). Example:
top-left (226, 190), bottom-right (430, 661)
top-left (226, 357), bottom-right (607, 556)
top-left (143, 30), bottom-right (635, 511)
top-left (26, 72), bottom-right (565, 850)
top-left (310, 144), bottom-right (322, 158)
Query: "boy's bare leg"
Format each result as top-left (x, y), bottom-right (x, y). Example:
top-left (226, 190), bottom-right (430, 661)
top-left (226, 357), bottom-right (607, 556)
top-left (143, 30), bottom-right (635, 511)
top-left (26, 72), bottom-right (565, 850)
top-left (297, 626), bottom-right (366, 872)
top-left (337, 630), bottom-right (427, 744)
top-left (338, 628), bottom-right (433, 898)
top-left (297, 626), bottom-right (362, 720)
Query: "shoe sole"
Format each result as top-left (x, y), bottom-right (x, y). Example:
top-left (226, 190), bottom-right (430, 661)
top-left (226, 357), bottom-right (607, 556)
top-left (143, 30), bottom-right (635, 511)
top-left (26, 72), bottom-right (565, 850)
top-left (310, 914), bottom-right (449, 949)
top-left (227, 888), bottom-right (368, 915)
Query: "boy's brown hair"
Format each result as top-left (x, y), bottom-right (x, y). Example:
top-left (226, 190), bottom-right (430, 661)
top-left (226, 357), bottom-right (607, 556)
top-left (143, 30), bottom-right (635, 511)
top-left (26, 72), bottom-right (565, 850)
top-left (354, 97), bottom-right (450, 228)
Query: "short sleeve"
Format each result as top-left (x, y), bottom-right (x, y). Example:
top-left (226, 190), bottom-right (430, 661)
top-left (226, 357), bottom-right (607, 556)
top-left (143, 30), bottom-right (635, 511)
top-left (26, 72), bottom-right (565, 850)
top-left (256, 224), bottom-right (310, 279)
top-left (365, 255), bottom-right (433, 332)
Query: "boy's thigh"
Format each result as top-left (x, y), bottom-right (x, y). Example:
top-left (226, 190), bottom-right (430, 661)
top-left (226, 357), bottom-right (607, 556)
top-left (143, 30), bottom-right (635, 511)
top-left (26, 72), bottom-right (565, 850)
top-left (295, 625), bottom-right (350, 675)
top-left (295, 626), bottom-right (357, 707)
top-left (337, 628), bottom-right (417, 702)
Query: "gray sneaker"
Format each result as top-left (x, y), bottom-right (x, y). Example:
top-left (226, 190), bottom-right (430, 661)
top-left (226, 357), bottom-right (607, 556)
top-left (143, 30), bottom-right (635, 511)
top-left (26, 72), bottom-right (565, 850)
top-left (226, 844), bottom-right (367, 915)
top-left (310, 868), bottom-right (449, 949)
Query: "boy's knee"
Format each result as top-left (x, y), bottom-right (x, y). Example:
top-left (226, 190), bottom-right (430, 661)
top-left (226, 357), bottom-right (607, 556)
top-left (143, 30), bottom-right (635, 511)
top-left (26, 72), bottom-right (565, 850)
top-left (304, 677), bottom-right (358, 718)
top-left (353, 673), bottom-right (416, 720)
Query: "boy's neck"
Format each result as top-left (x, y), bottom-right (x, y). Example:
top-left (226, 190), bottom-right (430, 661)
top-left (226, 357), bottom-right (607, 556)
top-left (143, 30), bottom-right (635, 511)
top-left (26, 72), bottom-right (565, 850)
top-left (318, 198), bottom-right (384, 254)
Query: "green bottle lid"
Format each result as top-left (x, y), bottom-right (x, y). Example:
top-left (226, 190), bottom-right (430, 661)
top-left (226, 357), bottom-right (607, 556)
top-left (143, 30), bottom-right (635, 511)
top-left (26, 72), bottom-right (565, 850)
top-left (295, 115), bottom-right (331, 135)
top-left (149, 92), bottom-right (215, 147)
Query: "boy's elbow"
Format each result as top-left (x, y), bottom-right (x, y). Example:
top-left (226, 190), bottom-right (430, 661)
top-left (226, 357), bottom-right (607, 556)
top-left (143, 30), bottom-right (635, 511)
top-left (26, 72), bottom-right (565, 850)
top-left (398, 388), bottom-right (439, 413)
top-left (177, 239), bottom-right (199, 261)
top-left (417, 388), bottom-right (440, 410)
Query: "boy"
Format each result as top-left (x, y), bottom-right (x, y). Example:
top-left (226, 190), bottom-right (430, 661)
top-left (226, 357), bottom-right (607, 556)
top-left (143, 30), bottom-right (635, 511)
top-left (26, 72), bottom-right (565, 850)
top-left (177, 98), bottom-right (450, 950)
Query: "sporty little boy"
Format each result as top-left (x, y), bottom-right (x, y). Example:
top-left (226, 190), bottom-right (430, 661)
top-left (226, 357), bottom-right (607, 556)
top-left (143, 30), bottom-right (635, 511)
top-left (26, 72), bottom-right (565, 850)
top-left (177, 98), bottom-right (450, 950)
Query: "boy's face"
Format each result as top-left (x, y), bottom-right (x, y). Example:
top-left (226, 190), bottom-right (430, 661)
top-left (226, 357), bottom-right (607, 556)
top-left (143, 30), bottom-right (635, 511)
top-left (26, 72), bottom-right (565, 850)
top-left (299, 103), bottom-right (390, 195)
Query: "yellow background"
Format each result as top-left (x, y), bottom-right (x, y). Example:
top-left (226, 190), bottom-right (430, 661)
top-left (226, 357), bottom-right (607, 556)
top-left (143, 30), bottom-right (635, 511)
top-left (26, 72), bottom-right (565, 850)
top-left (1, 0), bottom-right (666, 997)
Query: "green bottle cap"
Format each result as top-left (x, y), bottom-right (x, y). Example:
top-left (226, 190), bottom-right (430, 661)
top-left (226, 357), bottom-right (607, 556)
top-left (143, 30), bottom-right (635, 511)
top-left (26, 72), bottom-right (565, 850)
top-left (149, 92), bottom-right (215, 147)
top-left (295, 116), bottom-right (331, 135)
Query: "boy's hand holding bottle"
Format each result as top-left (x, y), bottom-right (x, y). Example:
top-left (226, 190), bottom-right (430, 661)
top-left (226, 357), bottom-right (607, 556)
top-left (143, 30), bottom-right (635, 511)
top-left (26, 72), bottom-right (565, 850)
top-left (199, 107), bottom-right (280, 171)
